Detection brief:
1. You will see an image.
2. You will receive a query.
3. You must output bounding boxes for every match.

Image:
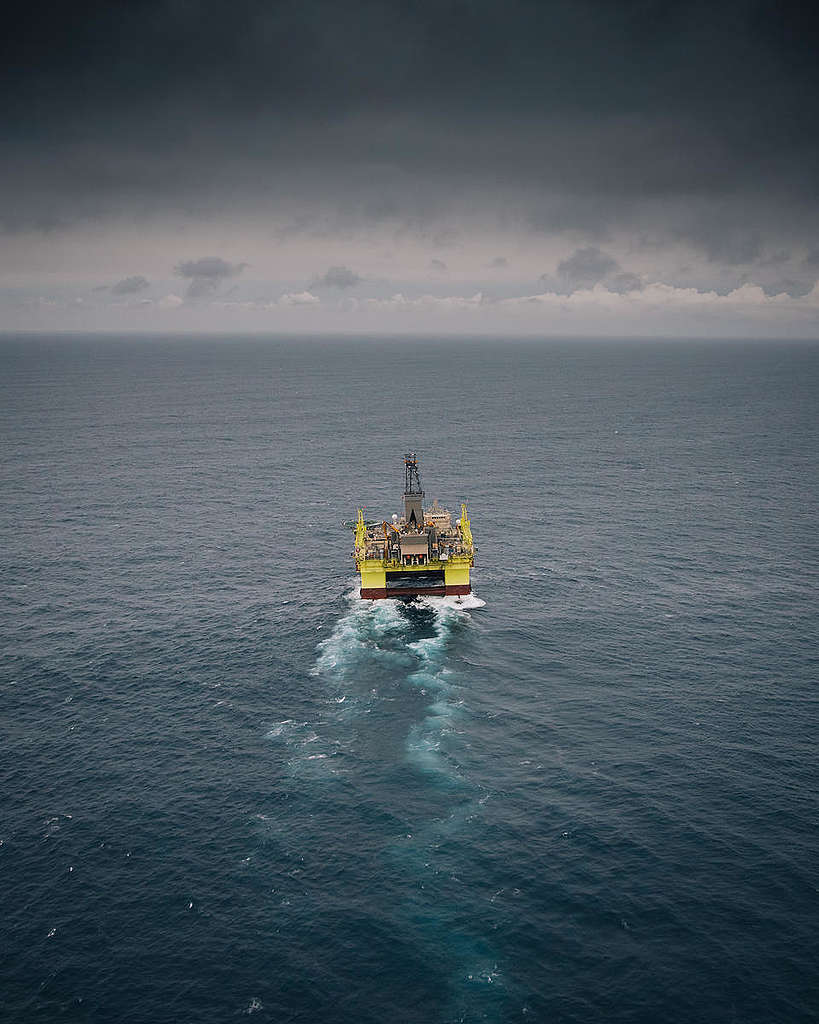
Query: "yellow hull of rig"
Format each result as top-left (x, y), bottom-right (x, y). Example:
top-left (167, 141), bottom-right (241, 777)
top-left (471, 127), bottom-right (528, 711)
top-left (351, 454), bottom-right (474, 600)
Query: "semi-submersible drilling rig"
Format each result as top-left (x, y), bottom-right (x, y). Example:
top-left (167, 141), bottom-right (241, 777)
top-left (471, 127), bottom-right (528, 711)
top-left (350, 453), bottom-right (474, 600)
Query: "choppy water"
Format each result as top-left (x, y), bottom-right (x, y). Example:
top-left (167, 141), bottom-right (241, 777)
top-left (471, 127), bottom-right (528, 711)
top-left (1, 335), bottom-right (817, 1023)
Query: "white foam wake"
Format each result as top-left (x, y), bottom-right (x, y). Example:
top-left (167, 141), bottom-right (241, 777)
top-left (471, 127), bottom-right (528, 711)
top-left (271, 587), bottom-right (413, 776)
top-left (404, 593), bottom-right (485, 776)
top-left (415, 593), bottom-right (486, 612)
top-left (311, 586), bottom-right (410, 681)
top-left (272, 586), bottom-right (484, 778)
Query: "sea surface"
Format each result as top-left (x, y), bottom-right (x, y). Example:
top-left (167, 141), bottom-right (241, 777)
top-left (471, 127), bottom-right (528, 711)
top-left (1, 335), bottom-right (817, 1023)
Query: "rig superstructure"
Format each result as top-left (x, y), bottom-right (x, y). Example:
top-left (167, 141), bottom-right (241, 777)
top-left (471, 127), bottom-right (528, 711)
top-left (350, 453), bottom-right (474, 600)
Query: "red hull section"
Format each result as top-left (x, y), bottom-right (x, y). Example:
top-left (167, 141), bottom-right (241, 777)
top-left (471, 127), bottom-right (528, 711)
top-left (361, 584), bottom-right (471, 600)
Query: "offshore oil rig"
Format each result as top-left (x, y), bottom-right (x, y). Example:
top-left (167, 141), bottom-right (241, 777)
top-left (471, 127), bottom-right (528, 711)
top-left (349, 453), bottom-right (474, 600)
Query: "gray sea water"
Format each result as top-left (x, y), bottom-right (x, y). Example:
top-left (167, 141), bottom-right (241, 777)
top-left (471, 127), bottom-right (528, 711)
top-left (1, 335), bottom-right (817, 1023)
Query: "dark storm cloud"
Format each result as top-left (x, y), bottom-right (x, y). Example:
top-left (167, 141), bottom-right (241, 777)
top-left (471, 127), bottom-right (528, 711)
top-left (761, 278), bottom-right (814, 298)
top-left (111, 275), bottom-right (149, 295)
top-left (541, 247), bottom-right (644, 294)
top-left (2, 0), bottom-right (819, 253)
top-left (608, 272), bottom-right (644, 295)
top-left (313, 266), bottom-right (362, 289)
top-left (174, 257), bottom-right (246, 298)
top-left (6, 0), bottom-right (818, 122)
top-left (758, 250), bottom-right (791, 267)
top-left (557, 248), bottom-right (620, 290)
top-left (677, 224), bottom-right (763, 266)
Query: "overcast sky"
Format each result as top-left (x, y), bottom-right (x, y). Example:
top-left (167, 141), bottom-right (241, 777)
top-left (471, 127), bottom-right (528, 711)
top-left (2, 0), bottom-right (819, 336)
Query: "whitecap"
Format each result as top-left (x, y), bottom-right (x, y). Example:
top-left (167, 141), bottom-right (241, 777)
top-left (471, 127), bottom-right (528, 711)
top-left (265, 719), bottom-right (298, 739)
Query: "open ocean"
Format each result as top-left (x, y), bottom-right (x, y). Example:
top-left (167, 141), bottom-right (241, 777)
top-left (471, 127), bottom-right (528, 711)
top-left (1, 335), bottom-right (817, 1023)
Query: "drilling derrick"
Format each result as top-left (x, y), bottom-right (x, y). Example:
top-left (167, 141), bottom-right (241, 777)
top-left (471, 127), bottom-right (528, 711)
top-left (403, 452), bottom-right (424, 528)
